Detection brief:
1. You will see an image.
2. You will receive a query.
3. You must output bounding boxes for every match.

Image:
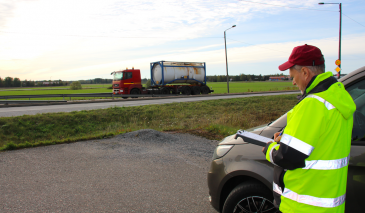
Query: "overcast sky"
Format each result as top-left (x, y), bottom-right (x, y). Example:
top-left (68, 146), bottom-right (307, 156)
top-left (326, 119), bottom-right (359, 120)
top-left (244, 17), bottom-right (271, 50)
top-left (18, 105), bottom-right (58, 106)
top-left (0, 0), bottom-right (364, 81)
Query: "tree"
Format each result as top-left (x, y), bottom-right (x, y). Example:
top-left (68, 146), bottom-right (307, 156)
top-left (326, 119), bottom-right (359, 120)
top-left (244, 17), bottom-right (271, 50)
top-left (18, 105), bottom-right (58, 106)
top-left (13, 78), bottom-right (21, 87)
top-left (258, 74), bottom-right (263, 81)
top-left (217, 75), bottom-right (222, 82)
top-left (4, 77), bottom-right (13, 87)
top-left (141, 78), bottom-right (148, 84)
top-left (0, 77), bottom-right (3, 87)
top-left (70, 81), bottom-right (82, 90)
top-left (146, 79), bottom-right (151, 88)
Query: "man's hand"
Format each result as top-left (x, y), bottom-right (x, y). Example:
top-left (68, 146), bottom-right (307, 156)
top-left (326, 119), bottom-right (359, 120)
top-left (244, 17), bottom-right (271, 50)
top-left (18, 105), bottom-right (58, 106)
top-left (262, 131), bottom-right (282, 152)
top-left (274, 131), bottom-right (282, 142)
top-left (262, 142), bottom-right (272, 152)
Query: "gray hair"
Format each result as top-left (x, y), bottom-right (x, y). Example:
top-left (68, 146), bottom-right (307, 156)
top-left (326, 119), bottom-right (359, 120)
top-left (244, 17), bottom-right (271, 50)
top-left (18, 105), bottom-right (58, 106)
top-left (292, 64), bottom-right (325, 75)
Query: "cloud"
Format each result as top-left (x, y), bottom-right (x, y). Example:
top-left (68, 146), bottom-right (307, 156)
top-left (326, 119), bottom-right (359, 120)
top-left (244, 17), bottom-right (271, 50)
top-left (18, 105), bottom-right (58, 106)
top-left (0, 0), bottom-right (363, 80)
top-left (19, 32), bottom-right (362, 80)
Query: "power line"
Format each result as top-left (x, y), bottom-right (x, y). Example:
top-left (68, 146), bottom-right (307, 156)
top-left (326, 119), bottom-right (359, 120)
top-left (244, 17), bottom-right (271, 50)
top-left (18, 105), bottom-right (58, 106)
top-left (343, 13), bottom-right (365, 28)
top-left (238, 0), bottom-right (337, 12)
top-left (226, 38), bottom-right (287, 53)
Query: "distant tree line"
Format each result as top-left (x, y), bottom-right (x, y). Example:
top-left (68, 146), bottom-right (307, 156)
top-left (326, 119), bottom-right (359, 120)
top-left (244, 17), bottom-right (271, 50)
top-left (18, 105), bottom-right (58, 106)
top-left (0, 77), bottom-right (67, 87)
top-left (0, 77), bottom-right (21, 87)
top-left (0, 73), bottom-right (288, 88)
top-left (0, 77), bottom-right (118, 87)
top-left (79, 78), bottom-right (113, 84)
top-left (207, 73), bottom-right (288, 82)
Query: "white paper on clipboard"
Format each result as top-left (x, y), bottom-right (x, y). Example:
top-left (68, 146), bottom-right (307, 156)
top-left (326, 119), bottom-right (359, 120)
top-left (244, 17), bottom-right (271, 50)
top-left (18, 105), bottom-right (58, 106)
top-left (235, 130), bottom-right (273, 147)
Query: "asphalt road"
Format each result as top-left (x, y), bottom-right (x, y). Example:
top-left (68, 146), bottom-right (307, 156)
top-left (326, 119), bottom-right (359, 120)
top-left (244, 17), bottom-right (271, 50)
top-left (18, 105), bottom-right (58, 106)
top-left (0, 91), bottom-right (298, 117)
top-left (0, 129), bottom-right (218, 212)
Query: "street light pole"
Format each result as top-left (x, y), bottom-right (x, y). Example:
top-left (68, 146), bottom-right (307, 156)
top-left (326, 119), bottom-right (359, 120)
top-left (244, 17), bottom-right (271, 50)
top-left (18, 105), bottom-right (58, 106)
top-left (224, 25), bottom-right (236, 94)
top-left (339, 3), bottom-right (342, 78)
top-left (319, 2), bottom-right (342, 79)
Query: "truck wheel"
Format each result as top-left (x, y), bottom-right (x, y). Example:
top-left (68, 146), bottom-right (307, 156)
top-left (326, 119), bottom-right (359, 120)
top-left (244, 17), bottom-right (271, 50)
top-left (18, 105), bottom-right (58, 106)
top-left (130, 89), bottom-right (140, 98)
top-left (191, 86), bottom-right (201, 95)
top-left (160, 87), bottom-right (170, 94)
top-left (181, 86), bottom-right (191, 95)
top-left (222, 181), bottom-right (277, 213)
top-left (201, 86), bottom-right (210, 94)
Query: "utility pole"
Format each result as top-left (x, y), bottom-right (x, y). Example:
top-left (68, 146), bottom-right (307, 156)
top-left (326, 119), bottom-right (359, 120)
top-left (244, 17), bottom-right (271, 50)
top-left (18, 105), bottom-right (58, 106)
top-left (224, 25), bottom-right (236, 93)
top-left (319, 2), bottom-right (342, 79)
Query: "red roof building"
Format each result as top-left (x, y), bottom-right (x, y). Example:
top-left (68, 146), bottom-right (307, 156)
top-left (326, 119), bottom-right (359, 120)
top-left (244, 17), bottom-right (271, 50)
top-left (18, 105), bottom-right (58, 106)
top-left (269, 76), bottom-right (287, 81)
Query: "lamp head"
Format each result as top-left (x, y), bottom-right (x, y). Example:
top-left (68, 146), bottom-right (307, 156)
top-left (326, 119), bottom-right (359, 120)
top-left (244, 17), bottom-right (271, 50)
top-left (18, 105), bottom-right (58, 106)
top-left (318, 2), bottom-right (325, 4)
top-left (232, 25), bottom-right (236, 27)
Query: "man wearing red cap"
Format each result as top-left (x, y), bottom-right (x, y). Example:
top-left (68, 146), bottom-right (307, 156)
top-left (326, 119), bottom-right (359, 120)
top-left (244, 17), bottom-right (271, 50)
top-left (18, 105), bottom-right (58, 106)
top-left (262, 44), bottom-right (356, 213)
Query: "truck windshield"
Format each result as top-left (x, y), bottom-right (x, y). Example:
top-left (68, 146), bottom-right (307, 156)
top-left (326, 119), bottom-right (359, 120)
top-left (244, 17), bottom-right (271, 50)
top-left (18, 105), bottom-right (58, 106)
top-left (113, 72), bottom-right (124, 80)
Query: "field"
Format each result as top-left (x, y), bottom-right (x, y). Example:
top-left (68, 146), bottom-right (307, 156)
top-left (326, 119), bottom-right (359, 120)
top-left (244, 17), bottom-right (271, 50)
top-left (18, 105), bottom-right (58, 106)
top-left (0, 84), bottom-right (109, 90)
top-left (0, 81), bottom-right (296, 100)
top-left (208, 81), bottom-right (296, 93)
top-left (0, 94), bottom-right (298, 151)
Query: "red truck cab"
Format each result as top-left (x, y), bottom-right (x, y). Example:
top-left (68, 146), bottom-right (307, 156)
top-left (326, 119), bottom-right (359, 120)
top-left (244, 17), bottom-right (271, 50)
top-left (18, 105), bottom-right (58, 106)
top-left (112, 68), bottom-right (145, 95)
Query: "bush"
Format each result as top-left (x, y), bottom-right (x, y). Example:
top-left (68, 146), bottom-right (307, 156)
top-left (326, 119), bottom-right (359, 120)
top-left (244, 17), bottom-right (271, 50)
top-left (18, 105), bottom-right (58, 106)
top-left (146, 79), bottom-right (151, 88)
top-left (70, 81), bottom-right (82, 90)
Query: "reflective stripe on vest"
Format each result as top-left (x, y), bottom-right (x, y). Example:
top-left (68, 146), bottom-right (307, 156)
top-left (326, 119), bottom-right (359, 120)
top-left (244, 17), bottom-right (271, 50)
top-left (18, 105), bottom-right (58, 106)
top-left (273, 182), bottom-right (283, 195)
top-left (306, 95), bottom-right (336, 110)
top-left (273, 183), bottom-right (346, 208)
top-left (281, 134), bottom-right (314, 156)
top-left (303, 155), bottom-right (349, 170)
top-left (270, 144), bottom-right (280, 165)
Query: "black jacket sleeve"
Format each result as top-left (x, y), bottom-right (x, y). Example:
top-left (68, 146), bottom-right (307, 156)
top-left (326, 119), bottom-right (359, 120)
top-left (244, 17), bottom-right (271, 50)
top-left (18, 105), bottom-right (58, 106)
top-left (263, 142), bottom-right (308, 170)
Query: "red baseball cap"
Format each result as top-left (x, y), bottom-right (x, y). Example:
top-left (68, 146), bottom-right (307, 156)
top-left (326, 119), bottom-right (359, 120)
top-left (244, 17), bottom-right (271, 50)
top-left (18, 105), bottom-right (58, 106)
top-left (278, 44), bottom-right (325, 71)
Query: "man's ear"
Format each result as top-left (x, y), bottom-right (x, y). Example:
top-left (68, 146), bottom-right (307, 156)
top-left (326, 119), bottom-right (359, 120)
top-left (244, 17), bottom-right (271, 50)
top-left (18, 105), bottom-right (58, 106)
top-left (301, 67), bottom-right (310, 79)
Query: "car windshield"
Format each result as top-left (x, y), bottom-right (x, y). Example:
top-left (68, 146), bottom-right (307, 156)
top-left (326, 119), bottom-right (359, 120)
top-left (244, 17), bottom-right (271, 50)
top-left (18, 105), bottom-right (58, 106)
top-left (113, 72), bottom-right (124, 80)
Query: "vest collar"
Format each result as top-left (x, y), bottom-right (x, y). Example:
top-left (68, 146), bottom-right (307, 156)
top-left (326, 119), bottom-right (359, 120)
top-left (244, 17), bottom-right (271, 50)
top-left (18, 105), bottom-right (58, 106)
top-left (296, 72), bottom-right (337, 103)
top-left (305, 72), bottom-right (333, 95)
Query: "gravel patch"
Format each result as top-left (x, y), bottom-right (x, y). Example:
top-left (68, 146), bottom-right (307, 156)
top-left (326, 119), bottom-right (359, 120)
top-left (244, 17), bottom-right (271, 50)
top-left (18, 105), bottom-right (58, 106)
top-left (0, 129), bottom-right (219, 212)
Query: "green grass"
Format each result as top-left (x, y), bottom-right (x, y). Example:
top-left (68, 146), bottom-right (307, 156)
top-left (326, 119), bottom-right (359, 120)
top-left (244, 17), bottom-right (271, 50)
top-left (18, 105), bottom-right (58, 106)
top-left (0, 81), bottom-right (297, 101)
top-left (0, 84), bottom-right (110, 90)
top-left (0, 88), bottom-right (110, 95)
top-left (208, 81), bottom-right (296, 93)
top-left (0, 94), bottom-right (298, 151)
top-left (0, 88), bottom-right (112, 101)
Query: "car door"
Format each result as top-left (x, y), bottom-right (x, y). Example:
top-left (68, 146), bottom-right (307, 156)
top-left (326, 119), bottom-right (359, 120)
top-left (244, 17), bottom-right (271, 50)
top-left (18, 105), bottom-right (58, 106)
top-left (345, 77), bottom-right (365, 212)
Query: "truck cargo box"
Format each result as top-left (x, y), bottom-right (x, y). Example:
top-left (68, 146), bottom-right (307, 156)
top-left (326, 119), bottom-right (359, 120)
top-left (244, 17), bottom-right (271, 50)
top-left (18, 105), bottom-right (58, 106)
top-left (150, 61), bottom-right (206, 86)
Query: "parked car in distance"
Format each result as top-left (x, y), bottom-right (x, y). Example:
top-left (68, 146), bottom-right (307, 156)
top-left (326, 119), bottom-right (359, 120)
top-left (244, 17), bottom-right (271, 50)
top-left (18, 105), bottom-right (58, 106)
top-left (208, 66), bottom-right (365, 213)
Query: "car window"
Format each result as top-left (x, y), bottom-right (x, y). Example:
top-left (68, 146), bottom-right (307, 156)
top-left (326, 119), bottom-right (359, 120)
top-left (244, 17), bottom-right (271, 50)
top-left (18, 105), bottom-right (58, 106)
top-left (347, 78), bottom-right (365, 142)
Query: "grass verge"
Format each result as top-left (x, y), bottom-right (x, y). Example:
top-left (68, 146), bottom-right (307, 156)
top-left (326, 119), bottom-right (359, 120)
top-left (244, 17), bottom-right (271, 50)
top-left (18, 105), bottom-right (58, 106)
top-left (0, 94), bottom-right (298, 151)
top-left (0, 82), bottom-right (296, 101)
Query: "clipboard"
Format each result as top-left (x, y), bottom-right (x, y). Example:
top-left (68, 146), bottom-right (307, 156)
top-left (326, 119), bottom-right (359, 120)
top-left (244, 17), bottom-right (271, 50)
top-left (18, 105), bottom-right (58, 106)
top-left (234, 130), bottom-right (273, 147)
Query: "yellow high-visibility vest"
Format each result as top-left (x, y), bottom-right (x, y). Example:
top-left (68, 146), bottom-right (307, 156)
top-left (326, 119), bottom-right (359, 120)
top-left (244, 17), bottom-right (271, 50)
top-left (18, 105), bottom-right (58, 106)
top-left (266, 72), bottom-right (356, 213)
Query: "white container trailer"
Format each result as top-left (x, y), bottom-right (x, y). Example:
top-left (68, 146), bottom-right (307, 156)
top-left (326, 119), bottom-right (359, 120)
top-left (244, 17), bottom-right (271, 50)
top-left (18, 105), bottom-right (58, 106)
top-left (150, 61), bottom-right (213, 95)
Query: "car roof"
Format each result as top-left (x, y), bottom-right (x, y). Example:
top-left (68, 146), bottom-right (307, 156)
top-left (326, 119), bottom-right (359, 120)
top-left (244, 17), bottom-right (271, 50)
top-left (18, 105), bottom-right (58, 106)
top-left (340, 66), bottom-right (365, 86)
